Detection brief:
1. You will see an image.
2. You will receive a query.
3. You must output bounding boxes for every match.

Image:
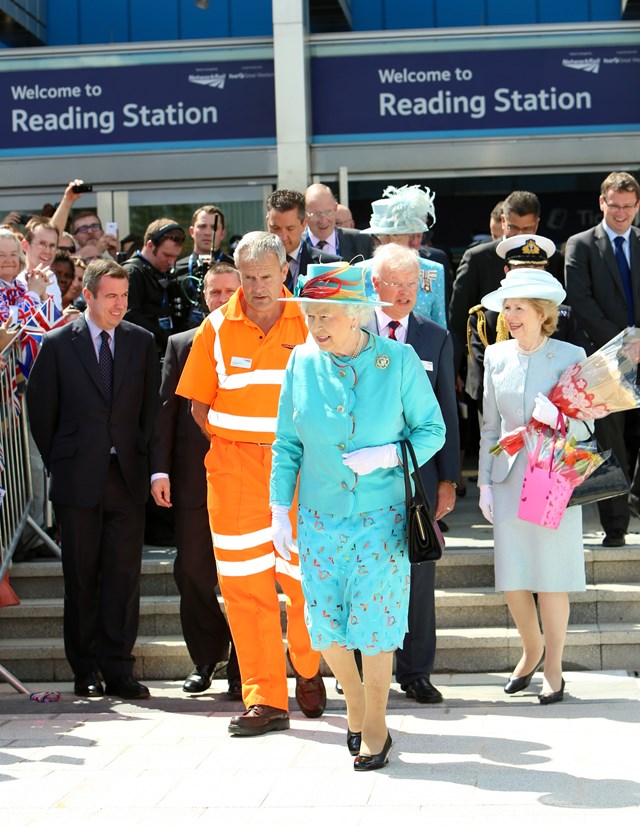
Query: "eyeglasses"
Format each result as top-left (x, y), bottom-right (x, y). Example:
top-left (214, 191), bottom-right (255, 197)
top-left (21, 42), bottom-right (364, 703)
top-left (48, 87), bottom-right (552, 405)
top-left (379, 278), bottom-right (419, 290)
top-left (74, 223), bottom-right (102, 234)
top-left (58, 245), bottom-right (76, 253)
top-left (306, 210), bottom-right (335, 219)
top-left (35, 241), bottom-right (58, 252)
top-left (603, 202), bottom-right (638, 213)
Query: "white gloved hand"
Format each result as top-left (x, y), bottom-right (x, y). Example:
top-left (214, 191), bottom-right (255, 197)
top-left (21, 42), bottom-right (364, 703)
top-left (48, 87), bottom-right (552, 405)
top-left (532, 393), bottom-right (561, 427)
top-left (479, 484), bottom-right (494, 524)
top-left (342, 444), bottom-right (400, 476)
top-left (270, 504), bottom-right (293, 561)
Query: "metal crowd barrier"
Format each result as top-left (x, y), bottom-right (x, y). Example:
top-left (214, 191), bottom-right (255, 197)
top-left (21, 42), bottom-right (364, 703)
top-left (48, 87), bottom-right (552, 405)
top-left (0, 336), bottom-right (60, 695)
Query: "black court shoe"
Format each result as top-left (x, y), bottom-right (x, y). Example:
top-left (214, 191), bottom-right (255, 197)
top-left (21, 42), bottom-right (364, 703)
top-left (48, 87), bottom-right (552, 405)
top-left (353, 732), bottom-right (393, 772)
top-left (504, 651), bottom-right (545, 695)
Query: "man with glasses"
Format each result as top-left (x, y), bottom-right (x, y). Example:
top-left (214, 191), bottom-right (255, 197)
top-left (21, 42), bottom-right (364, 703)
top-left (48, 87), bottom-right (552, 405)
top-left (123, 218), bottom-right (186, 357)
top-left (304, 183), bottom-right (372, 262)
top-left (369, 242), bottom-right (458, 704)
top-left (17, 217), bottom-right (62, 309)
top-left (51, 180), bottom-right (119, 260)
top-left (565, 171), bottom-right (640, 547)
top-left (266, 189), bottom-right (340, 290)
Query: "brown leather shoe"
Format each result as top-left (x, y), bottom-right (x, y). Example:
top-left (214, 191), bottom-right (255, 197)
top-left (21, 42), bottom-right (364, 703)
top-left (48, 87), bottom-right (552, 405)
top-left (295, 672), bottom-right (327, 718)
top-left (228, 705), bottom-right (290, 737)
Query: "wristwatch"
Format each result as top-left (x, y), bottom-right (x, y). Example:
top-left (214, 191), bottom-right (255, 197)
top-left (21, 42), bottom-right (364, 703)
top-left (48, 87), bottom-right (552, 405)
top-left (442, 480), bottom-right (458, 489)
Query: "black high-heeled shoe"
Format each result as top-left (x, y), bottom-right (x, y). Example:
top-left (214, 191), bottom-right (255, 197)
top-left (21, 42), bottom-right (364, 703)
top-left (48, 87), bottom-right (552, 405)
top-left (353, 732), bottom-right (393, 772)
top-left (347, 729), bottom-right (362, 756)
top-left (504, 651), bottom-right (545, 694)
top-left (539, 678), bottom-right (565, 705)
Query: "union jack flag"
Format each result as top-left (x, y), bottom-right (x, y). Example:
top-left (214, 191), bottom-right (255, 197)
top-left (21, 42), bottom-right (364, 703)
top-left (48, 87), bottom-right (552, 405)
top-left (18, 299), bottom-right (65, 380)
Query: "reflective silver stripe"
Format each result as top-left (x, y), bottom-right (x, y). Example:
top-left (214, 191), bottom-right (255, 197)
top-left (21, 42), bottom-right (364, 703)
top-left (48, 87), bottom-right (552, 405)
top-left (208, 410), bottom-right (277, 433)
top-left (213, 527), bottom-right (272, 551)
top-left (208, 308), bottom-right (226, 385)
top-left (220, 369), bottom-right (285, 390)
top-left (216, 553), bottom-right (275, 577)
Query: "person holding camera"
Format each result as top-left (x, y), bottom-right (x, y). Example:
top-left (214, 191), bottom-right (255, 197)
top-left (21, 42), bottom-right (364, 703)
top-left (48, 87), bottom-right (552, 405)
top-left (51, 180), bottom-right (119, 261)
top-left (123, 219), bottom-right (186, 356)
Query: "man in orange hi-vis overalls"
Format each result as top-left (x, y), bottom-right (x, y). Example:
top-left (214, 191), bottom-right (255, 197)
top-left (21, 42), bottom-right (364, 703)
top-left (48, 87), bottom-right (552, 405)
top-left (176, 231), bottom-right (326, 736)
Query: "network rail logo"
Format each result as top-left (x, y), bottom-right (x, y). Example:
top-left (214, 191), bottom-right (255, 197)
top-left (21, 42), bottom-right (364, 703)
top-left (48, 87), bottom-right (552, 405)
top-left (188, 73), bottom-right (226, 89)
top-left (562, 58), bottom-right (601, 74)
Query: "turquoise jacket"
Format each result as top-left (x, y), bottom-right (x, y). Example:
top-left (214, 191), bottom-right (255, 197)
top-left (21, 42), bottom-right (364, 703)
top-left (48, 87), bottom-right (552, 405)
top-left (270, 333), bottom-right (446, 518)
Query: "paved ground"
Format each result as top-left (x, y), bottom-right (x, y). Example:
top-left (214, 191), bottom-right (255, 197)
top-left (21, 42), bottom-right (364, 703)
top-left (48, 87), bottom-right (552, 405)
top-left (0, 671), bottom-right (639, 824)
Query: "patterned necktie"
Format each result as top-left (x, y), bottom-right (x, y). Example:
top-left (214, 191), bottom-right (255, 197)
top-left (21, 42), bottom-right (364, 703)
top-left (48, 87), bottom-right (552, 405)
top-left (316, 240), bottom-right (327, 250)
top-left (99, 330), bottom-right (113, 404)
top-left (614, 236), bottom-right (635, 327)
top-left (388, 320), bottom-right (400, 340)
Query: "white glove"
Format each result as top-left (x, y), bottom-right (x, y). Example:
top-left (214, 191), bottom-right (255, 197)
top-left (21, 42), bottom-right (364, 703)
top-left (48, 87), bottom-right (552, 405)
top-left (479, 484), bottom-right (494, 524)
top-left (532, 393), bottom-right (560, 427)
top-left (342, 444), bottom-right (400, 476)
top-left (270, 504), bottom-right (293, 561)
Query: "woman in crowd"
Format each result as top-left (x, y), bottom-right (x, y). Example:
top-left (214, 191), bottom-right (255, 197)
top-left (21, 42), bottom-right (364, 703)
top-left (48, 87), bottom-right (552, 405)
top-left (270, 262), bottom-right (445, 770)
top-left (0, 227), bottom-right (48, 324)
top-left (51, 250), bottom-right (75, 299)
top-left (64, 257), bottom-right (87, 310)
top-left (478, 269), bottom-right (589, 705)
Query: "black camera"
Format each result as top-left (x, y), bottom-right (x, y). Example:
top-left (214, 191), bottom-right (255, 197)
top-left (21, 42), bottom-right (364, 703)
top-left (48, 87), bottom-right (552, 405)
top-left (72, 183), bottom-right (93, 194)
top-left (18, 213), bottom-right (31, 224)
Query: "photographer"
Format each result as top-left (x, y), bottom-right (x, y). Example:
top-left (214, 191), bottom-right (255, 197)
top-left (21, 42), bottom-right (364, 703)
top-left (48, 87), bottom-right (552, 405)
top-left (51, 180), bottom-right (119, 261)
top-left (174, 205), bottom-right (234, 328)
top-left (123, 219), bottom-right (186, 356)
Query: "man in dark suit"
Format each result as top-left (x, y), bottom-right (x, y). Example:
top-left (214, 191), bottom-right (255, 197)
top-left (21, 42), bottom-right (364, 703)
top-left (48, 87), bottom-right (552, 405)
top-left (304, 183), bottom-right (373, 262)
top-left (150, 264), bottom-right (241, 697)
top-left (370, 243), bottom-right (460, 704)
top-left (565, 171), bottom-right (640, 547)
top-left (266, 189), bottom-right (340, 290)
top-left (26, 258), bottom-right (160, 700)
top-left (450, 191), bottom-right (565, 404)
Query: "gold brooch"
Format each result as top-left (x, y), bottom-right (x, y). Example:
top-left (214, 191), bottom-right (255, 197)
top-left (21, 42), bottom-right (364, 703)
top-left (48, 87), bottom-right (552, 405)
top-left (375, 355), bottom-right (390, 370)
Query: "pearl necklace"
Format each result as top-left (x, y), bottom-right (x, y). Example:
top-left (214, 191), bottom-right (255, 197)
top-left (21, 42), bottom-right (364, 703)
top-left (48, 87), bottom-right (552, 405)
top-left (516, 337), bottom-right (547, 355)
top-left (349, 329), bottom-right (367, 360)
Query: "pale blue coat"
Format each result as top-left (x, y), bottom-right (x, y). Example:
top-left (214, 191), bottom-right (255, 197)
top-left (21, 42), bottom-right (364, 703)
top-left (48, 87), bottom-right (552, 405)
top-left (270, 333), bottom-right (446, 518)
top-left (479, 338), bottom-right (589, 592)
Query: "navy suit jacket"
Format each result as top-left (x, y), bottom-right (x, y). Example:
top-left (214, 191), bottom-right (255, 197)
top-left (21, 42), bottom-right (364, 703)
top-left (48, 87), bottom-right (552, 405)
top-left (26, 315), bottom-right (160, 508)
top-left (369, 312), bottom-right (459, 505)
top-left (150, 328), bottom-right (210, 509)
top-left (565, 223), bottom-right (640, 353)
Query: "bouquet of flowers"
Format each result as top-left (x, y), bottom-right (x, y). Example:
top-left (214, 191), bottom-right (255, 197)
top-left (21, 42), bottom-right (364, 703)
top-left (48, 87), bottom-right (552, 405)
top-left (491, 327), bottom-right (640, 457)
top-left (521, 429), bottom-right (607, 489)
top-left (517, 426), bottom-right (607, 529)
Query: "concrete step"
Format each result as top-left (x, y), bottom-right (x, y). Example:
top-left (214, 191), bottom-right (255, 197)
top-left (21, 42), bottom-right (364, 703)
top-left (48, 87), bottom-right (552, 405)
top-left (5, 582), bottom-right (640, 641)
top-left (2, 622), bottom-right (639, 683)
top-left (8, 544), bottom-right (640, 602)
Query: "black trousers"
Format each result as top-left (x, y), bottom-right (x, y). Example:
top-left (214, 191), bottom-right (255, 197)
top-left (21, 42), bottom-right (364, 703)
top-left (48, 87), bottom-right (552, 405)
top-left (174, 504), bottom-right (239, 680)
top-left (395, 560), bottom-right (436, 687)
top-left (55, 458), bottom-right (145, 681)
top-left (595, 409), bottom-right (640, 534)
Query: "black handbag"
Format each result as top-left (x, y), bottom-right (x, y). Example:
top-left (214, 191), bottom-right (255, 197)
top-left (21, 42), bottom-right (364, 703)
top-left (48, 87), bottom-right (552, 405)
top-left (400, 440), bottom-right (445, 564)
top-left (567, 423), bottom-right (629, 507)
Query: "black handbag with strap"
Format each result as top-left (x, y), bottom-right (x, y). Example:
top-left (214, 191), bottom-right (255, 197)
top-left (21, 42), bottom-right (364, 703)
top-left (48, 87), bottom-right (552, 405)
top-left (400, 440), bottom-right (445, 564)
top-left (567, 422), bottom-right (629, 507)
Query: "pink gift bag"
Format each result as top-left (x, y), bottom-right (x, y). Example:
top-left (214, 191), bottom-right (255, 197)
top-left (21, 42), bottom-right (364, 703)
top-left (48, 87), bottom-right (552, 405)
top-left (517, 429), bottom-right (573, 530)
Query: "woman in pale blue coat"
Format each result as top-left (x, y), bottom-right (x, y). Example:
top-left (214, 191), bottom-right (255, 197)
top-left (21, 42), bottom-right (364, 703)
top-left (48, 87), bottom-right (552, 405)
top-left (270, 262), bottom-right (445, 771)
top-left (478, 269), bottom-right (589, 706)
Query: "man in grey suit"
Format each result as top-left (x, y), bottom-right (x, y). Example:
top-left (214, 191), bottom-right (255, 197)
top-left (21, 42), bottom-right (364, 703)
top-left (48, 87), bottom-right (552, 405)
top-left (304, 183), bottom-right (373, 262)
top-left (150, 264), bottom-right (241, 697)
top-left (26, 259), bottom-right (160, 700)
top-left (565, 171), bottom-right (640, 547)
top-left (371, 243), bottom-right (460, 703)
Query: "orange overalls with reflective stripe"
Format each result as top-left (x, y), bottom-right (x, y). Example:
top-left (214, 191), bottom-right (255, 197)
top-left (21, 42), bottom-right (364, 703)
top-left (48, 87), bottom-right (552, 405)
top-left (176, 289), bottom-right (319, 711)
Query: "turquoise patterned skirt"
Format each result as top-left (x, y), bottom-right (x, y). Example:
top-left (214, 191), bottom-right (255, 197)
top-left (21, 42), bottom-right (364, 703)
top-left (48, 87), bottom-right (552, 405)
top-left (296, 504), bottom-right (410, 655)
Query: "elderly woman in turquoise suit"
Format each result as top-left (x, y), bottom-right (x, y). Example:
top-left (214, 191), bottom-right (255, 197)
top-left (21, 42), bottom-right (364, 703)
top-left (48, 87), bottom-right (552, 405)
top-left (478, 269), bottom-right (589, 706)
top-left (270, 262), bottom-right (445, 771)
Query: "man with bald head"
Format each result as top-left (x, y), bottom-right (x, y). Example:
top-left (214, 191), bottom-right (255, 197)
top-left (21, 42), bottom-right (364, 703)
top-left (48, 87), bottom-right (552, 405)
top-left (304, 183), bottom-right (373, 262)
